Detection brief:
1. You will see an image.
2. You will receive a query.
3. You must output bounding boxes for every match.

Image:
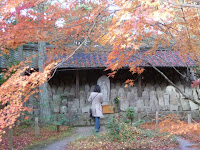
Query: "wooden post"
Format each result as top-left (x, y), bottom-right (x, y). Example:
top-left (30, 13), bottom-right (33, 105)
top-left (56, 112), bottom-right (60, 132)
top-left (188, 114), bottom-right (191, 124)
top-left (69, 110), bottom-right (72, 127)
top-left (138, 111), bottom-right (141, 121)
top-left (76, 70), bottom-right (80, 106)
top-left (138, 74), bottom-right (142, 97)
top-left (35, 117), bottom-right (39, 137)
top-left (9, 127), bottom-right (13, 150)
top-left (156, 111), bottom-right (159, 126)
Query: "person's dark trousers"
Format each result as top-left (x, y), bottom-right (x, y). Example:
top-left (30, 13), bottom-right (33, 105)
top-left (95, 117), bottom-right (100, 132)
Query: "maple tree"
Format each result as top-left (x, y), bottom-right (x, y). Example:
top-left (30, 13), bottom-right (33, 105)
top-left (0, 0), bottom-right (110, 140)
top-left (0, 0), bottom-right (200, 142)
top-left (99, 0), bottom-right (200, 104)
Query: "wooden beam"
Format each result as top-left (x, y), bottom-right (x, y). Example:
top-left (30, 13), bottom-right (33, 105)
top-left (76, 70), bottom-right (80, 101)
top-left (138, 74), bottom-right (142, 97)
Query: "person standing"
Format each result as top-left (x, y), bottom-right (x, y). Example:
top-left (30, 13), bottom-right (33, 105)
top-left (88, 85), bottom-right (104, 132)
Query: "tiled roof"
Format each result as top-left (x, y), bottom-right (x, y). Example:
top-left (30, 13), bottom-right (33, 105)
top-left (60, 50), bottom-right (196, 68)
top-left (0, 48), bottom-right (196, 69)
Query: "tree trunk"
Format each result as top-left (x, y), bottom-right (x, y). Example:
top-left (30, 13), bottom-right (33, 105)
top-left (38, 41), bottom-right (51, 124)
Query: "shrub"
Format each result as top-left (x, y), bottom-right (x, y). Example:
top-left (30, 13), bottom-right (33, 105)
top-left (106, 116), bottom-right (120, 140)
top-left (106, 114), bottom-right (141, 141)
top-left (125, 107), bottom-right (135, 126)
top-left (49, 114), bottom-right (69, 126)
top-left (134, 120), bottom-right (145, 127)
top-left (113, 97), bottom-right (120, 105)
top-left (48, 125), bottom-right (57, 131)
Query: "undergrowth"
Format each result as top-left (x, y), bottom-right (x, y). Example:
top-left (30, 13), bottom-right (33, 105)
top-left (67, 114), bottom-right (178, 150)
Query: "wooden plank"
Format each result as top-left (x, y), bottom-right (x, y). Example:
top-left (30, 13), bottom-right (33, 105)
top-left (138, 74), bottom-right (142, 97)
top-left (76, 70), bottom-right (80, 105)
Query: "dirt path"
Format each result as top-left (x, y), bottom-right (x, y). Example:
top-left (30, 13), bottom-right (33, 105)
top-left (30, 126), bottom-right (105, 150)
top-left (42, 126), bottom-right (94, 150)
top-left (176, 136), bottom-right (200, 150)
top-left (29, 127), bottom-right (200, 150)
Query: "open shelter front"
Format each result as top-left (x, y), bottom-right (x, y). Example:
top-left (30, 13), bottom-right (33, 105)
top-left (0, 44), bottom-right (199, 126)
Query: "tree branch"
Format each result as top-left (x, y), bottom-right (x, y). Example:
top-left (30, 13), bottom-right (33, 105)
top-left (162, 0), bottom-right (200, 8)
top-left (153, 50), bottom-right (190, 81)
top-left (47, 6), bottom-right (109, 81)
top-left (132, 54), bottom-right (200, 106)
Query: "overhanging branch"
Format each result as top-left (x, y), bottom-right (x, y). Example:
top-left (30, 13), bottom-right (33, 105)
top-left (132, 54), bottom-right (200, 106)
top-left (47, 6), bottom-right (109, 81)
top-left (162, 0), bottom-right (200, 8)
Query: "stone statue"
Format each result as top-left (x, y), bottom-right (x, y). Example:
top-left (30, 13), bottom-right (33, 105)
top-left (101, 80), bottom-right (108, 103)
top-left (97, 75), bottom-right (110, 105)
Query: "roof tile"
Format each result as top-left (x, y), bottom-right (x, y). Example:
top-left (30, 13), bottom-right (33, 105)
top-left (59, 51), bottom-right (196, 68)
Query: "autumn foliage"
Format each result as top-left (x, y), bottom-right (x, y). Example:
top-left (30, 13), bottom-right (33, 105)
top-left (1, 0), bottom-right (200, 142)
top-left (0, 62), bottom-right (55, 141)
top-left (158, 115), bottom-right (200, 149)
top-left (0, 0), bottom-right (111, 140)
top-left (0, 126), bottom-right (70, 149)
top-left (158, 114), bottom-right (200, 136)
top-left (100, 0), bottom-right (200, 86)
top-left (68, 115), bottom-right (178, 150)
top-left (141, 114), bottom-right (200, 148)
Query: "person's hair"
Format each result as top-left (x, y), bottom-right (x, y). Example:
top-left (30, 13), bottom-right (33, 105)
top-left (93, 85), bottom-right (101, 93)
